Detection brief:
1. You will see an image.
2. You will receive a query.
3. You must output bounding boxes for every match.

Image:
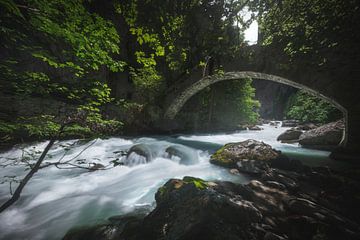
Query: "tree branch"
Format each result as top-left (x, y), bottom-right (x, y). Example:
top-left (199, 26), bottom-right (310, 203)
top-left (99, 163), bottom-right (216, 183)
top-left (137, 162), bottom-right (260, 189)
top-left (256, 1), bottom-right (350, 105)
top-left (0, 137), bottom-right (56, 213)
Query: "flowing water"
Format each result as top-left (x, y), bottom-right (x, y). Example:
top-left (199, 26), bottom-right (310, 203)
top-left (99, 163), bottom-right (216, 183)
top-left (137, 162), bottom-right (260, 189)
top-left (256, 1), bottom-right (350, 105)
top-left (0, 124), bottom-right (346, 240)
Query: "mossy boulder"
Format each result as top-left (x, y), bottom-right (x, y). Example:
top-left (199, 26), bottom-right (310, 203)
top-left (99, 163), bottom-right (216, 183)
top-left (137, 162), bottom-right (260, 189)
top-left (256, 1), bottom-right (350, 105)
top-left (155, 176), bottom-right (213, 204)
top-left (210, 139), bottom-right (280, 174)
top-left (141, 177), bottom-right (263, 240)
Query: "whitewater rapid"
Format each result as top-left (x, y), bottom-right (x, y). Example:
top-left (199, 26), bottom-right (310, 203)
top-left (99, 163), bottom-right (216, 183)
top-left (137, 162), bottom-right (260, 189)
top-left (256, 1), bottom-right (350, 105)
top-left (0, 124), bottom-right (334, 240)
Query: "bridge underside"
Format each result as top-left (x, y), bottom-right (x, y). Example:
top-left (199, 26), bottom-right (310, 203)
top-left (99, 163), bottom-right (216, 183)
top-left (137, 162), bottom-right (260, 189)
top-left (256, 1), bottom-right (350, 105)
top-left (162, 48), bottom-right (360, 158)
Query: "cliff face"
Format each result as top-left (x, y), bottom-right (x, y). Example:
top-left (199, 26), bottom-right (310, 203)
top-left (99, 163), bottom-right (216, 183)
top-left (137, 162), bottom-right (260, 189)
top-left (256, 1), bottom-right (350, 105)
top-left (252, 79), bottom-right (297, 120)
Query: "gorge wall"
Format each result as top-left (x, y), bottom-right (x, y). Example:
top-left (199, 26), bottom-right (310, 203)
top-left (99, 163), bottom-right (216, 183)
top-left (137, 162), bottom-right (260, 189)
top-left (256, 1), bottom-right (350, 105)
top-left (252, 79), bottom-right (297, 120)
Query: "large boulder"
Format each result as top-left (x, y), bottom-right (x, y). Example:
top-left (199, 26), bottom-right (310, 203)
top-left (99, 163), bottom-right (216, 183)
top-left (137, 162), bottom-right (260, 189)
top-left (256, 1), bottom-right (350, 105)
top-left (133, 177), bottom-right (263, 240)
top-left (277, 128), bottom-right (303, 143)
top-left (210, 139), bottom-right (280, 174)
top-left (299, 120), bottom-right (344, 149)
top-left (131, 176), bottom-right (360, 240)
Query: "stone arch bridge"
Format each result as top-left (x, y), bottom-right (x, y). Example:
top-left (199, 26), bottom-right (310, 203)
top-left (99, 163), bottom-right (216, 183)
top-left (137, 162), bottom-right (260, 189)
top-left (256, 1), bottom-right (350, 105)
top-left (161, 46), bottom-right (360, 157)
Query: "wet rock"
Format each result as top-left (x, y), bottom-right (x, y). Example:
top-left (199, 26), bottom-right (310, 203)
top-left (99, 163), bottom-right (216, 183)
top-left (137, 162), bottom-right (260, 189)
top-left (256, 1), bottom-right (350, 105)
top-left (265, 181), bottom-right (287, 191)
top-left (285, 215), bottom-right (318, 240)
top-left (165, 145), bottom-right (199, 165)
top-left (137, 177), bottom-right (263, 240)
top-left (89, 163), bottom-right (105, 171)
top-left (210, 139), bottom-right (280, 174)
top-left (229, 168), bottom-right (240, 175)
top-left (125, 144), bottom-right (153, 164)
top-left (287, 198), bottom-right (318, 216)
top-left (299, 120), bottom-right (344, 149)
top-left (281, 120), bottom-right (299, 127)
top-left (295, 123), bottom-right (318, 131)
top-left (270, 155), bottom-right (306, 172)
top-left (238, 124), bottom-right (263, 130)
top-left (259, 119), bottom-right (271, 124)
top-left (62, 214), bottom-right (144, 240)
top-left (264, 232), bottom-right (287, 240)
top-left (236, 159), bottom-right (269, 174)
top-left (277, 128), bottom-right (303, 143)
top-left (63, 214), bottom-right (145, 240)
top-left (270, 121), bottom-right (281, 126)
top-left (248, 125), bottom-right (263, 131)
top-left (63, 224), bottom-right (119, 240)
top-left (262, 170), bottom-right (299, 190)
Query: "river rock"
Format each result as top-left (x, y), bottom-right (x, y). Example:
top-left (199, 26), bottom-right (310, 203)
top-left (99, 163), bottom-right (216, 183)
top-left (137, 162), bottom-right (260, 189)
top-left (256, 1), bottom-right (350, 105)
top-left (258, 119), bottom-right (271, 125)
top-left (277, 128), bottom-right (303, 143)
top-left (89, 163), bottom-right (105, 171)
top-left (165, 145), bottom-right (199, 165)
top-left (249, 125), bottom-right (263, 131)
top-left (125, 144), bottom-right (153, 165)
top-left (269, 121), bottom-right (281, 126)
top-left (295, 123), bottom-right (318, 131)
top-left (210, 139), bottom-right (280, 174)
top-left (281, 119), bottom-right (300, 127)
top-left (63, 215), bottom-right (143, 240)
top-left (299, 120), bottom-right (344, 149)
top-left (132, 176), bottom-right (263, 240)
top-left (63, 224), bottom-right (119, 240)
top-left (238, 124), bottom-right (262, 130)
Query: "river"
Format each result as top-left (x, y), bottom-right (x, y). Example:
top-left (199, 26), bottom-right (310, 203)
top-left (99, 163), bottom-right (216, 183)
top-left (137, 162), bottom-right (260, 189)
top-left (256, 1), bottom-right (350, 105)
top-left (0, 123), bottom-right (345, 240)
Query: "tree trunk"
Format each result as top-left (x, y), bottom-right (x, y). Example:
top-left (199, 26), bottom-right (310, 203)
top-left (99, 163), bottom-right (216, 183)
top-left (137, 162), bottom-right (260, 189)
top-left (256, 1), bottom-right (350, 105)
top-left (0, 138), bottom-right (55, 213)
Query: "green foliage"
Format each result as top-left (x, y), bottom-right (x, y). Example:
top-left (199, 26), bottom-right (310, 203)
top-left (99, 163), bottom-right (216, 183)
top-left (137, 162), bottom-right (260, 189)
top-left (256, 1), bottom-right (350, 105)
top-left (178, 78), bottom-right (260, 131)
top-left (0, 0), bottom-right (124, 140)
top-left (285, 90), bottom-right (342, 123)
top-left (29, 0), bottom-right (124, 74)
top-left (254, 0), bottom-right (359, 66)
top-left (0, 0), bottom-right (262, 140)
top-left (20, 115), bottom-right (61, 138)
top-left (210, 78), bottom-right (260, 127)
top-left (1, 1), bottom-right (123, 98)
top-left (0, 0), bottom-right (23, 18)
top-left (130, 67), bottom-right (164, 102)
top-left (0, 114), bottom-right (122, 144)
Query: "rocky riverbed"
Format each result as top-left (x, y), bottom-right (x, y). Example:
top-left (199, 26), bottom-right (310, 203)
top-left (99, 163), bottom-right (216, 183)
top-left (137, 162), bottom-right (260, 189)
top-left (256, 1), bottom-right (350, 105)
top-left (277, 120), bottom-right (344, 151)
top-left (63, 139), bottom-right (360, 240)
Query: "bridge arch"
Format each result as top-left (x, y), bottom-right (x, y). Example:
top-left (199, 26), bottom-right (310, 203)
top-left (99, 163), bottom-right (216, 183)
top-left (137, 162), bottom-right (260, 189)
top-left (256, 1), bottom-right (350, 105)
top-left (164, 71), bottom-right (347, 146)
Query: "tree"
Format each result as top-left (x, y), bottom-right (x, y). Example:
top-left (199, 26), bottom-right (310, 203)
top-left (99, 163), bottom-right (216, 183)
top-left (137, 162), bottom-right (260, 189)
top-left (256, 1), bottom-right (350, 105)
top-left (178, 78), bottom-right (260, 131)
top-left (251, 0), bottom-right (360, 68)
top-left (0, 0), bottom-right (123, 142)
top-left (284, 90), bottom-right (342, 123)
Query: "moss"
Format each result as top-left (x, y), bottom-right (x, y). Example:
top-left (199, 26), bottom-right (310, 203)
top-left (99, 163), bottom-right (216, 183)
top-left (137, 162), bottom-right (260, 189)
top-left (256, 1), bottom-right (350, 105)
top-left (158, 186), bottom-right (167, 197)
top-left (210, 145), bottom-right (236, 168)
top-left (183, 176), bottom-right (208, 190)
top-left (157, 177), bottom-right (209, 199)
